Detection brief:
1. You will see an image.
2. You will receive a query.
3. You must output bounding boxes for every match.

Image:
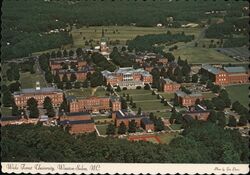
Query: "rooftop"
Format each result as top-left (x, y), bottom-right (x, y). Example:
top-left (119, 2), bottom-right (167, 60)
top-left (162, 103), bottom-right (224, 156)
top-left (116, 110), bottom-right (142, 119)
top-left (14, 87), bottom-right (63, 95)
top-left (162, 78), bottom-right (173, 83)
top-left (201, 64), bottom-right (221, 75)
top-left (223, 66), bottom-right (247, 73)
top-left (65, 111), bottom-right (90, 116)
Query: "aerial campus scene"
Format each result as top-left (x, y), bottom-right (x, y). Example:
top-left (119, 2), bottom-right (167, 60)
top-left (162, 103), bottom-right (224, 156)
top-left (1, 0), bottom-right (249, 166)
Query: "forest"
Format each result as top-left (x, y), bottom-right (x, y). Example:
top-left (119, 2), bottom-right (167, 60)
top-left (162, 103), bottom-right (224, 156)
top-left (1, 122), bottom-right (249, 163)
top-left (1, 0), bottom-right (247, 59)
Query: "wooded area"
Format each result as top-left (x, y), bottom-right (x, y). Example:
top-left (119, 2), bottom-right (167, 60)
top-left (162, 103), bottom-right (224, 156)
top-left (1, 122), bottom-right (248, 163)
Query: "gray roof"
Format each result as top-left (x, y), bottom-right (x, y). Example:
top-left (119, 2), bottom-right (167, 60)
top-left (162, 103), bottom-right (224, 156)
top-left (141, 117), bottom-right (154, 124)
top-left (223, 66), bottom-right (247, 73)
top-left (201, 64), bottom-right (221, 75)
top-left (14, 87), bottom-right (63, 95)
top-left (162, 78), bottom-right (173, 83)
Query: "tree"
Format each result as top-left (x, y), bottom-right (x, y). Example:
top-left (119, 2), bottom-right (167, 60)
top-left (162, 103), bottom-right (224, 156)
top-left (132, 103), bottom-right (136, 108)
top-left (144, 84), bottom-right (150, 90)
top-left (116, 85), bottom-right (121, 92)
top-left (128, 120), bottom-right (137, 133)
top-left (57, 50), bottom-right (62, 58)
top-left (213, 97), bottom-right (226, 111)
top-left (228, 116), bottom-right (237, 127)
top-left (74, 81), bottom-right (81, 89)
top-left (12, 102), bottom-right (20, 116)
top-left (46, 107), bottom-right (55, 118)
top-left (155, 118), bottom-right (165, 131)
top-left (51, 51), bottom-right (56, 58)
top-left (27, 98), bottom-right (39, 118)
top-left (120, 97), bottom-right (127, 110)
top-left (126, 94), bottom-right (130, 101)
top-left (137, 107), bottom-right (142, 115)
top-left (106, 123), bottom-right (116, 135)
top-left (54, 73), bottom-right (61, 84)
top-left (62, 73), bottom-right (68, 82)
top-left (8, 81), bottom-right (20, 93)
top-left (232, 101), bottom-right (241, 111)
top-left (45, 71), bottom-right (53, 83)
top-left (63, 49), bottom-right (68, 57)
top-left (57, 81), bottom-right (64, 89)
top-left (129, 97), bottom-right (133, 105)
top-left (238, 115), bottom-right (248, 126)
top-left (69, 50), bottom-right (74, 57)
top-left (207, 110), bottom-right (217, 123)
top-left (70, 73), bottom-right (77, 82)
top-left (217, 112), bottom-right (226, 127)
top-left (43, 96), bottom-right (53, 110)
top-left (89, 71), bottom-right (104, 87)
top-left (65, 81), bottom-right (72, 89)
top-left (76, 48), bottom-right (83, 57)
top-left (2, 90), bottom-right (13, 107)
top-left (118, 121), bottom-right (127, 134)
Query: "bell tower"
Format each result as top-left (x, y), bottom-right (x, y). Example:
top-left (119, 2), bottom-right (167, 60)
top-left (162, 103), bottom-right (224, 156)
top-left (100, 28), bottom-right (108, 53)
top-left (35, 81), bottom-right (41, 90)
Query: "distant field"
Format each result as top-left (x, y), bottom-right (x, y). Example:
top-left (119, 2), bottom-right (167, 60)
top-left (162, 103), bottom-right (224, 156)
top-left (1, 107), bottom-right (12, 116)
top-left (119, 89), bottom-right (167, 112)
top-left (225, 84), bottom-right (249, 108)
top-left (20, 72), bottom-right (47, 89)
top-left (96, 124), bottom-right (108, 135)
top-left (71, 26), bottom-right (202, 47)
top-left (158, 92), bottom-right (175, 100)
top-left (202, 92), bottom-right (216, 99)
top-left (172, 47), bottom-right (236, 64)
top-left (157, 132), bottom-right (180, 144)
top-left (65, 87), bottom-right (107, 98)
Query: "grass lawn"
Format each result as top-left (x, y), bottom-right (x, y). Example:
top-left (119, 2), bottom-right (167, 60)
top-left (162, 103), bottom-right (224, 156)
top-left (157, 132), bottom-right (180, 144)
top-left (71, 26), bottom-right (202, 47)
top-left (1, 107), bottom-right (12, 116)
top-left (19, 72), bottom-right (47, 89)
top-left (170, 124), bottom-right (182, 130)
top-left (172, 47), bottom-right (236, 64)
top-left (225, 84), bottom-right (249, 108)
top-left (96, 124), bottom-right (109, 135)
top-left (202, 92), bottom-right (216, 99)
top-left (158, 92), bottom-right (175, 100)
top-left (65, 87), bottom-right (107, 98)
top-left (154, 111), bottom-right (172, 119)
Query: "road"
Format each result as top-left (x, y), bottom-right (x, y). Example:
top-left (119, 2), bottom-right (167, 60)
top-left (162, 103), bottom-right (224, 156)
top-left (34, 58), bottom-right (49, 87)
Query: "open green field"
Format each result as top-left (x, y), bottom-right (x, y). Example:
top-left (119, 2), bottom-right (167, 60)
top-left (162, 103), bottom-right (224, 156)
top-left (172, 47), bottom-right (236, 64)
top-left (119, 89), bottom-right (167, 112)
top-left (225, 84), bottom-right (249, 108)
top-left (71, 26), bottom-right (202, 47)
top-left (96, 124), bottom-right (109, 135)
top-left (170, 124), bottom-right (182, 130)
top-left (154, 111), bottom-right (172, 119)
top-left (157, 132), bottom-right (180, 144)
top-left (19, 72), bottom-right (47, 89)
top-left (1, 107), bottom-right (12, 116)
top-left (65, 87), bottom-right (107, 98)
top-left (202, 92), bottom-right (216, 99)
top-left (158, 92), bottom-right (175, 100)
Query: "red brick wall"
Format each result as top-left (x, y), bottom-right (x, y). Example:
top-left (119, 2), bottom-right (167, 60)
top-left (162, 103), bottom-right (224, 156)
top-left (70, 123), bottom-right (95, 134)
top-left (116, 118), bottom-right (141, 127)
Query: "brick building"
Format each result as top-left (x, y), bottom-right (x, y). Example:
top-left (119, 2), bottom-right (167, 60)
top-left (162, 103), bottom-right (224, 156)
top-left (58, 112), bottom-right (95, 134)
top-left (13, 82), bottom-right (63, 108)
top-left (67, 96), bottom-right (121, 113)
top-left (183, 110), bottom-right (210, 121)
top-left (160, 78), bottom-right (181, 92)
top-left (49, 58), bottom-right (87, 71)
top-left (141, 117), bottom-right (155, 132)
top-left (175, 90), bottom-right (203, 107)
top-left (102, 67), bottom-right (153, 89)
top-left (201, 64), bottom-right (249, 85)
top-left (112, 110), bottom-right (143, 127)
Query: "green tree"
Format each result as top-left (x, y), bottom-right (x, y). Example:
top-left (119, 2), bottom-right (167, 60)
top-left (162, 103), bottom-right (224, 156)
top-left (69, 50), bottom-right (74, 57)
top-left (89, 71), bottom-right (104, 87)
top-left (63, 49), bottom-right (68, 57)
top-left (155, 118), bottom-right (165, 131)
top-left (106, 123), bottom-right (116, 135)
top-left (116, 85), bottom-right (121, 92)
top-left (222, 143), bottom-right (241, 163)
top-left (120, 97), bottom-right (127, 109)
top-left (118, 121), bottom-right (127, 134)
top-left (137, 107), bottom-right (142, 115)
top-left (65, 81), bottom-right (72, 89)
top-left (43, 96), bottom-right (53, 110)
top-left (76, 48), bottom-right (83, 57)
top-left (57, 81), bottom-right (64, 89)
top-left (62, 73), bottom-right (68, 82)
top-left (11, 102), bottom-right (20, 116)
top-left (217, 112), bottom-right (226, 127)
top-left (8, 81), bottom-right (20, 93)
top-left (238, 115), bottom-right (248, 126)
top-left (2, 90), bottom-right (13, 107)
top-left (27, 97), bottom-right (39, 118)
top-left (207, 110), bottom-right (217, 123)
top-left (45, 71), bottom-right (53, 83)
top-left (70, 73), bottom-right (77, 82)
top-left (57, 50), bottom-right (62, 58)
top-left (228, 116), bottom-right (237, 127)
top-left (54, 73), bottom-right (61, 84)
top-left (74, 81), bottom-right (81, 89)
top-left (128, 120), bottom-right (137, 133)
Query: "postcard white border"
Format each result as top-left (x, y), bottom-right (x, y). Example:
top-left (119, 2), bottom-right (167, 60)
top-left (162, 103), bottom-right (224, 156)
top-left (1, 163), bottom-right (249, 174)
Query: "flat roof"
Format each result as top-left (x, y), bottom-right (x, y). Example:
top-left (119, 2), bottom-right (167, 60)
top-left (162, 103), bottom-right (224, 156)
top-left (116, 110), bottom-right (142, 119)
top-left (201, 64), bottom-right (221, 75)
top-left (224, 66), bottom-right (247, 73)
top-left (175, 90), bottom-right (202, 97)
top-left (14, 87), bottom-right (63, 95)
top-left (65, 111), bottom-right (90, 116)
